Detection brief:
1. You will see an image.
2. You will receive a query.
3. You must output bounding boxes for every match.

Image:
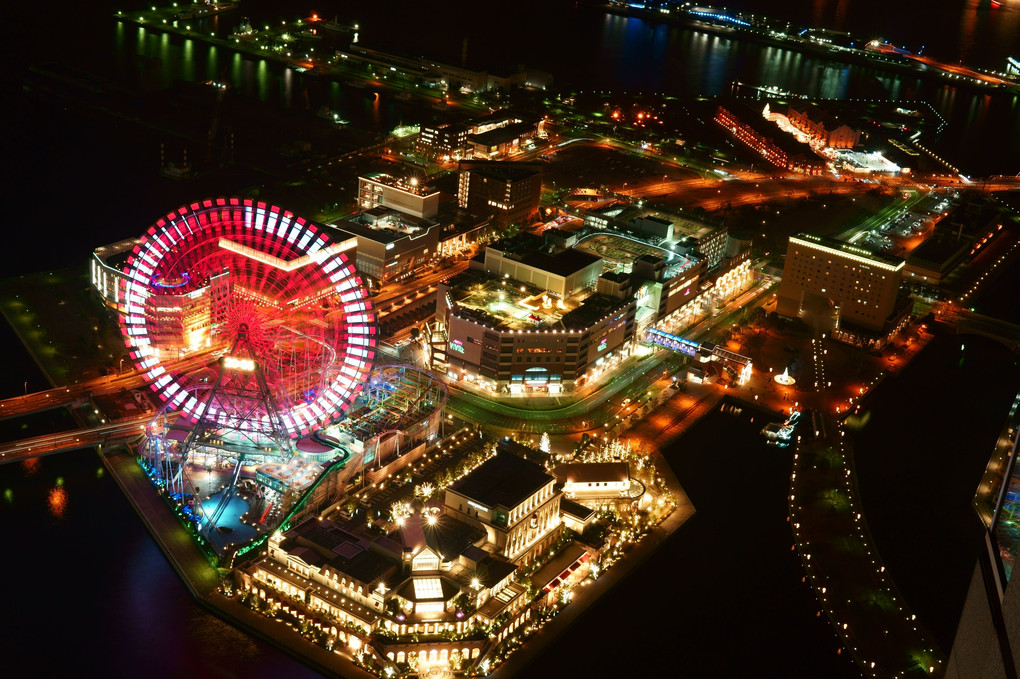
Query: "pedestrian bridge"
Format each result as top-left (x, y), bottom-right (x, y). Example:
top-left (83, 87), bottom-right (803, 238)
top-left (644, 328), bottom-right (753, 384)
top-left (946, 310), bottom-right (1020, 352)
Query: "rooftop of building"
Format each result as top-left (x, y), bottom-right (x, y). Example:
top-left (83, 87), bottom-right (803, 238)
top-left (544, 227), bottom-right (575, 240)
top-left (446, 272), bottom-right (585, 331)
top-left (458, 160), bottom-right (543, 181)
top-left (790, 232), bottom-right (905, 270)
top-left (422, 121), bottom-right (469, 134)
top-left (469, 109), bottom-right (539, 128)
top-left (638, 215), bottom-right (673, 226)
top-left (467, 121), bottom-right (538, 148)
top-left (395, 575), bottom-right (461, 603)
top-left (421, 514), bottom-right (487, 562)
top-left (490, 233), bottom-right (602, 278)
top-left (554, 462), bottom-right (630, 485)
top-left (437, 206), bottom-right (490, 241)
top-left (531, 541), bottom-right (590, 592)
top-left (93, 236), bottom-right (144, 269)
top-left (600, 270), bottom-right (631, 284)
top-left (906, 234), bottom-right (970, 271)
top-left (787, 101), bottom-right (859, 131)
top-left (360, 172), bottom-right (440, 197)
top-left (559, 498), bottom-right (596, 522)
top-left (448, 451), bottom-right (554, 511)
top-left (574, 231), bottom-right (697, 279)
top-left (560, 294), bottom-right (632, 331)
top-left (476, 555), bottom-right (517, 588)
top-left (331, 208), bottom-right (439, 244)
top-left (280, 517), bottom-right (398, 585)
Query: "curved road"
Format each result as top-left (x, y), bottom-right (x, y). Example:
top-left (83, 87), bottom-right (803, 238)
top-left (445, 280), bottom-right (778, 433)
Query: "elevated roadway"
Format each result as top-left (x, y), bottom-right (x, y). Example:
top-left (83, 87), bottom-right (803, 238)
top-left (0, 413), bottom-right (152, 465)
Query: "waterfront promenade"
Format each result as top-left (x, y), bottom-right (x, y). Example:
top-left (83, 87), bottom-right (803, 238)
top-left (786, 327), bottom-right (946, 678)
top-left (101, 444), bottom-right (375, 679)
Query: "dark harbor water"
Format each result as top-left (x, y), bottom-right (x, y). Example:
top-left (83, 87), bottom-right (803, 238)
top-left (528, 403), bottom-right (862, 678)
top-left (851, 333), bottom-right (1020, 650)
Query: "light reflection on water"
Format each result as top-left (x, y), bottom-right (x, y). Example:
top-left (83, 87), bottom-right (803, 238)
top-left (20, 456), bottom-right (40, 477)
top-left (111, 7), bottom-right (1020, 172)
top-left (0, 450), bottom-right (322, 678)
top-left (47, 485), bottom-right (68, 518)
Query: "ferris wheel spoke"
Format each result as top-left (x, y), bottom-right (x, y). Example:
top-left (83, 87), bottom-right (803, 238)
top-left (121, 198), bottom-right (377, 440)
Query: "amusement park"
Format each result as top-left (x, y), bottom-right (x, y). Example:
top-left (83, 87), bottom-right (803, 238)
top-left (117, 198), bottom-right (447, 564)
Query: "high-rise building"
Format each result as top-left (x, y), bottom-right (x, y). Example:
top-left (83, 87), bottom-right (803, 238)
top-left (457, 160), bottom-right (542, 230)
top-left (777, 232), bottom-right (908, 346)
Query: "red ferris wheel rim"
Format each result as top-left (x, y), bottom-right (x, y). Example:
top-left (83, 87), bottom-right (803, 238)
top-left (119, 197), bottom-right (377, 438)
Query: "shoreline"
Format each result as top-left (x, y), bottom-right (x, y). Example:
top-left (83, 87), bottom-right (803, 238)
top-left (99, 444), bottom-right (375, 679)
top-left (788, 329), bottom-right (947, 677)
top-left (599, 3), bottom-right (1019, 95)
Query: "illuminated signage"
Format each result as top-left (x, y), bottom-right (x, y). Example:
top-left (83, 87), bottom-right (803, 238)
top-left (223, 356), bottom-right (256, 371)
top-left (450, 339), bottom-right (465, 354)
top-left (597, 338), bottom-right (608, 352)
top-left (467, 500), bottom-right (488, 512)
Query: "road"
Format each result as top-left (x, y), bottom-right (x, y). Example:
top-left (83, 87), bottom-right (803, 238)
top-left (0, 413), bottom-right (152, 464)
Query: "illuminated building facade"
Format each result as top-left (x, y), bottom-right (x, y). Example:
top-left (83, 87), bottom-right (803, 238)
top-left (435, 228), bottom-right (753, 392)
top-left (464, 110), bottom-right (542, 160)
top-left (332, 208), bottom-right (440, 286)
top-left (235, 448), bottom-right (586, 668)
top-left (439, 271), bottom-right (636, 394)
top-left (445, 451), bottom-right (562, 565)
top-left (417, 122), bottom-right (469, 161)
top-left (90, 237), bottom-right (143, 312)
top-left (777, 232), bottom-right (909, 345)
top-left (358, 173), bottom-right (440, 219)
top-left (555, 462), bottom-right (631, 499)
top-left (435, 234), bottom-right (638, 393)
top-left (715, 101), bottom-right (825, 175)
top-left (457, 160), bottom-right (542, 230)
top-left (786, 103), bottom-right (862, 149)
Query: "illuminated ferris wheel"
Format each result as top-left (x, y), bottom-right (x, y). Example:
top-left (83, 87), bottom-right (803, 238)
top-left (120, 197), bottom-right (377, 441)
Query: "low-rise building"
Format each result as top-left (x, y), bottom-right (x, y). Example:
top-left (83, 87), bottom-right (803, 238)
top-left (904, 234), bottom-right (970, 288)
top-left (445, 451), bottom-right (562, 565)
top-left (715, 100), bottom-right (826, 175)
top-left (358, 173), bottom-right (441, 219)
top-left (438, 268), bottom-right (636, 393)
top-left (786, 102), bottom-right (862, 149)
top-left (90, 236), bottom-right (143, 313)
top-left (332, 208), bottom-right (441, 286)
top-left (480, 233), bottom-right (602, 297)
top-left (417, 122), bottom-right (470, 161)
top-left (555, 462), bottom-right (631, 499)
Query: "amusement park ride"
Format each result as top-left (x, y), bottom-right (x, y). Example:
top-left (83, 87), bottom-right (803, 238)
top-left (117, 198), bottom-right (446, 558)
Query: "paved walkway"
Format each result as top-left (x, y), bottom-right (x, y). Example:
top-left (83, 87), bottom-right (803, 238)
top-left (491, 433), bottom-right (697, 678)
top-left (784, 327), bottom-right (945, 679)
top-left (102, 446), bottom-right (377, 678)
top-left (102, 447), bottom-right (220, 598)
